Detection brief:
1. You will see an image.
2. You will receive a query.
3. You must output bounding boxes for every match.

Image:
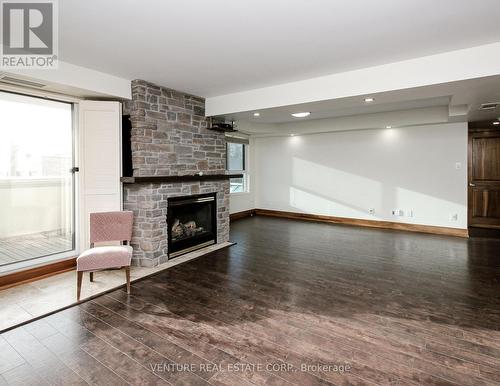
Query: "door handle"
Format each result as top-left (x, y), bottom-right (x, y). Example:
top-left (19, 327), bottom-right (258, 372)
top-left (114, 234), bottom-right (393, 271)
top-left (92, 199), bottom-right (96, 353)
top-left (469, 183), bottom-right (476, 187)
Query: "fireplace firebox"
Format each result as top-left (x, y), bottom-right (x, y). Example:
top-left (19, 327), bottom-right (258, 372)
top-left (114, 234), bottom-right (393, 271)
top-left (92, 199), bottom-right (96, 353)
top-left (167, 193), bottom-right (217, 258)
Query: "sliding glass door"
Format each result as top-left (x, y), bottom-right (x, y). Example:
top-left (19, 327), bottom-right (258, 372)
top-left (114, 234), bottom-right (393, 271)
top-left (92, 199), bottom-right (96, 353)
top-left (0, 91), bottom-right (75, 267)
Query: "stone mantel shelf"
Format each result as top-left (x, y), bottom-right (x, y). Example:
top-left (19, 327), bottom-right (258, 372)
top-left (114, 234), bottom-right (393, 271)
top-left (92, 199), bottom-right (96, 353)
top-left (120, 174), bottom-right (243, 184)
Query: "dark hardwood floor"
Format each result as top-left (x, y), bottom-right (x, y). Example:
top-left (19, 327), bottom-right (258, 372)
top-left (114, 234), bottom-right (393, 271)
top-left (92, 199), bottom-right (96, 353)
top-left (1, 216), bottom-right (499, 385)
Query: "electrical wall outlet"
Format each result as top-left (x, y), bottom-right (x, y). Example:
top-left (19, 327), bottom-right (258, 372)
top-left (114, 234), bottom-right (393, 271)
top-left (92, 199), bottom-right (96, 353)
top-left (392, 209), bottom-right (404, 217)
top-left (369, 208), bottom-right (375, 215)
top-left (450, 213), bottom-right (458, 221)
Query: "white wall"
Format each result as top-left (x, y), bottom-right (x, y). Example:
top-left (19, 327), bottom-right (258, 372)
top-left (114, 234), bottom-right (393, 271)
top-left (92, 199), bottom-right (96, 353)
top-left (253, 122), bottom-right (468, 229)
top-left (230, 192), bottom-right (255, 214)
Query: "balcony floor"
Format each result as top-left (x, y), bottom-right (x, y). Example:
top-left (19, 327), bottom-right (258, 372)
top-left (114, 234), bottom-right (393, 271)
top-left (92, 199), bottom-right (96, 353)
top-left (0, 232), bottom-right (73, 266)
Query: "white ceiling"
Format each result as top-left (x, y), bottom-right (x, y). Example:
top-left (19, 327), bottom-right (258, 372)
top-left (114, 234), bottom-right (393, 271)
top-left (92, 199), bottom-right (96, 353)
top-left (228, 75), bottom-right (500, 135)
top-left (60, 0), bottom-right (500, 98)
top-left (221, 75), bottom-right (500, 126)
top-left (227, 96), bottom-right (453, 124)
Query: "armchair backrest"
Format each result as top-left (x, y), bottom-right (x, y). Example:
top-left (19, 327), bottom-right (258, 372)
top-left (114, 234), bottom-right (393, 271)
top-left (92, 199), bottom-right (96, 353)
top-left (89, 211), bottom-right (133, 244)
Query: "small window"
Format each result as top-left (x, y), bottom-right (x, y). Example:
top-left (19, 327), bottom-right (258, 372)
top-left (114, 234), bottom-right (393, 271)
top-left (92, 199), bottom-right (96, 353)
top-left (229, 177), bottom-right (245, 193)
top-left (227, 142), bottom-right (245, 171)
top-left (227, 141), bottom-right (248, 193)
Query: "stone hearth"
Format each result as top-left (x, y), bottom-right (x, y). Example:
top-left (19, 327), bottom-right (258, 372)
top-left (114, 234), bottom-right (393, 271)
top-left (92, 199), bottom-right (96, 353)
top-left (123, 80), bottom-right (229, 267)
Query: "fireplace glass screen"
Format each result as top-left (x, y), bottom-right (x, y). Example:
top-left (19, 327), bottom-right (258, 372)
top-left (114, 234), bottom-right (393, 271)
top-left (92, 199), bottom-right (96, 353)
top-left (167, 193), bottom-right (217, 258)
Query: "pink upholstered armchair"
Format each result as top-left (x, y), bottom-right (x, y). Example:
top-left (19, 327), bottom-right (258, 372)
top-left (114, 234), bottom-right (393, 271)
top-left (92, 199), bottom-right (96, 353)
top-left (76, 211), bottom-right (134, 301)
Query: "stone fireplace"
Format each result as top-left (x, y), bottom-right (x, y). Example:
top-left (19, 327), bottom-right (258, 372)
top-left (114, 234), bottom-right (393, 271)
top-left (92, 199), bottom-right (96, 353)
top-left (122, 80), bottom-right (230, 267)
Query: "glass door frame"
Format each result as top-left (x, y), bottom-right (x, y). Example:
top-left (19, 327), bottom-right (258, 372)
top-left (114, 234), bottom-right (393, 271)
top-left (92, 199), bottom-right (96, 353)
top-left (0, 89), bottom-right (80, 274)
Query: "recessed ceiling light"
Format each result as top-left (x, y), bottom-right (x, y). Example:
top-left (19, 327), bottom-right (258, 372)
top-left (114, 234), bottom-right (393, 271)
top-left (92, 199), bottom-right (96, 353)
top-left (493, 121), bottom-right (500, 125)
top-left (364, 97), bottom-right (374, 103)
top-left (290, 134), bottom-right (295, 137)
top-left (253, 112), bottom-right (260, 117)
top-left (291, 112), bottom-right (311, 118)
top-left (386, 125), bottom-right (392, 129)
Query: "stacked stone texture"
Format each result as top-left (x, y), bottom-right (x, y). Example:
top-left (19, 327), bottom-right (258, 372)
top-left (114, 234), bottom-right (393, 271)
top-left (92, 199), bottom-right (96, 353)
top-left (123, 80), bottom-right (229, 267)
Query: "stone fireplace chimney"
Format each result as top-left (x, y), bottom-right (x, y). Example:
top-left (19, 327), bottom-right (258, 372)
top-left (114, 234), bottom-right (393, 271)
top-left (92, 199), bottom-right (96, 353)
top-left (122, 80), bottom-right (229, 267)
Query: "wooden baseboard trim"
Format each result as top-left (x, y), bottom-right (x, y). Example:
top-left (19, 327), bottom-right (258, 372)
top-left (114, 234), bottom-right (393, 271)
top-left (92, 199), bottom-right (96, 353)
top-left (0, 258), bottom-right (76, 290)
top-left (254, 209), bottom-right (468, 238)
top-left (230, 209), bottom-right (256, 222)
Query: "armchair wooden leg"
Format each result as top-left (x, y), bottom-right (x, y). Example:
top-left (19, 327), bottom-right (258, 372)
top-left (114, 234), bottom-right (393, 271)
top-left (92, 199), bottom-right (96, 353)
top-left (77, 271), bottom-right (83, 301)
top-left (125, 266), bottom-right (131, 294)
top-left (89, 272), bottom-right (94, 282)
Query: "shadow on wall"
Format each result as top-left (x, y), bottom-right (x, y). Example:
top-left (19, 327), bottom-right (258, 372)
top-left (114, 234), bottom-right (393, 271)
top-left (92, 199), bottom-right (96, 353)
top-left (257, 125), bottom-right (467, 229)
top-left (290, 157), bottom-right (466, 228)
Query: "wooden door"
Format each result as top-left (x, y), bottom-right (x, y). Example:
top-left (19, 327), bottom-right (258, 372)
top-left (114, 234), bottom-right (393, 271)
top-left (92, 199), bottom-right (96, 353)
top-left (468, 127), bottom-right (500, 230)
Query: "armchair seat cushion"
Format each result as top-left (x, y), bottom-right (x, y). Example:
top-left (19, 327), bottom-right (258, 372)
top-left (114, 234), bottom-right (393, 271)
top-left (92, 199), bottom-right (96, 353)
top-left (77, 245), bottom-right (133, 272)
